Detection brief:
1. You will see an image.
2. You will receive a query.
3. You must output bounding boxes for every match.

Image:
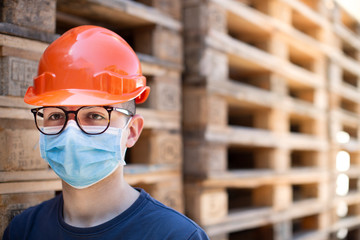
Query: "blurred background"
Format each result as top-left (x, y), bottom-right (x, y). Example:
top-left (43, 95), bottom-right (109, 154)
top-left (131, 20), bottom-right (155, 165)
top-left (0, 0), bottom-right (360, 239)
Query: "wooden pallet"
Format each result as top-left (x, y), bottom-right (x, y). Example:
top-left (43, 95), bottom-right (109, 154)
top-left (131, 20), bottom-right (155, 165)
top-left (326, 6), bottom-right (360, 236)
top-left (0, 1), bottom-right (185, 234)
top-left (183, 87), bottom-right (328, 178)
top-left (0, 34), bottom-right (48, 97)
top-left (185, 183), bottom-right (329, 239)
top-left (56, 0), bottom-right (182, 62)
top-left (0, 0), bottom-right (57, 42)
top-left (185, 175), bottom-right (328, 220)
top-left (0, 191), bottom-right (55, 237)
top-left (0, 36), bottom-right (49, 175)
top-left (182, 1), bottom-right (344, 239)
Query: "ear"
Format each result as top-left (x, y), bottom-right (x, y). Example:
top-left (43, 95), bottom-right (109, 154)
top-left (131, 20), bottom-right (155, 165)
top-left (126, 114), bottom-right (144, 148)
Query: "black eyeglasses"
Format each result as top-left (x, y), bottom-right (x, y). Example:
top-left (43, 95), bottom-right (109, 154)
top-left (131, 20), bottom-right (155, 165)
top-left (31, 106), bottom-right (134, 135)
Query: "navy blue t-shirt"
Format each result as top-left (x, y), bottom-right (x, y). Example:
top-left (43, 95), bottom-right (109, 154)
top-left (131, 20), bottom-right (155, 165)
top-left (3, 188), bottom-right (209, 240)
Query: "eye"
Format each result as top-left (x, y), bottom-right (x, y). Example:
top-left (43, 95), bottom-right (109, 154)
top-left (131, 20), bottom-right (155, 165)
top-left (87, 113), bottom-right (106, 120)
top-left (48, 113), bottom-right (65, 121)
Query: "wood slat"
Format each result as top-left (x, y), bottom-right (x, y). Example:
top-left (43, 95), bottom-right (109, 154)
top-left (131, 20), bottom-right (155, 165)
top-left (206, 30), bottom-right (324, 89)
top-left (57, 0), bottom-right (181, 31)
top-left (0, 180), bottom-right (62, 194)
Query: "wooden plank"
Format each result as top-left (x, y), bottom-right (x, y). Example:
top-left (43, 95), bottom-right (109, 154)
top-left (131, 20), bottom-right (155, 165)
top-left (0, 129), bottom-right (47, 171)
top-left (332, 192), bottom-right (360, 206)
top-left (274, 221), bottom-right (292, 240)
top-left (0, 191), bottom-right (54, 235)
top-left (210, 0), bottom-right (327, 57)
top-left (0, 170), bottom-right (57, 182)
top-left (150, 0), bottom-right (181, 20)
top-left (0, 23), bottom-right (57, 43)
top-left (278, 199), bottom-right (325, 220)
top-left (287, 133), bottom-right (328, 151)
top-left (207, 79), bottom-right (277, 108)
top-left (0, 0), bottom-right (56, 33)
top-left (0, 96), bottom-right (30, 108)
top-left (284, 97), bottom-right (325, 119)
top-left (331, 109), bottom-right (360, 128)
top-left (195, 170), bottom-right (276, 188)
top-left (210, 0), bottom-right (272, 33)
top-left (334, 23), bottom-right (360, 51)
top-left (137, 108), bottom-right (180, 130)
top-left (292, 230), bottom-right (327, 240)
top-left (206, 29), bottom-right (324, 89)
top-left (0, 56), bottom-right (38, 97)
top-left (0, 34), bottom-right (48, 53)
top-left (147, 76), bottom-right (181, 111)
top-left (0, 46), bottom-right (42, 61)
top-left (133, 25), bottom-right (182, 64)
top-left (151, 26), bottom-right (182, 64)
top-left (204, 207), bottom-right (273, 236)
top-left (334, 53), bottom-right (360, 77)
top-left (339, 83), bottom-right (360, 104)
top-left (197, 169), bottom-right (327, 188)
top-left (0, 166), bottom-right (180, 191)
top-left (57, 0), bottom-right (181, 31)
top-left (183, 89), bottom-right (227, 130)
top-left (138, 53), bottom-right (182, 75)
top-left (208, 79), bottom-right (325, 118)
top-left (210, 233), bottom-right (228, 240)
top-left (0, 180), bottom-right (61, 194)
top-left (330, 216), bottom-right (360, 232)
top-left (184, 141), bottom-right (227, 177)
top-left (0, 107), bottom-right (32, 120)
top-left (144, 175), bottom-right (184, 212)
top-left (185, 186), bottom-right (228, 226)
top-left (205, 125), bottom-right (278, 147)
top-left (184, 1), bottom-right (227, 34)
top-left (131, 130), bottom-right (182, 165)
top-left (278, 0), bottom-right (328, 28)
top-left (205, 199), bottom-right (325, 236)
top-left (124, 168), bottom-right (180, 185)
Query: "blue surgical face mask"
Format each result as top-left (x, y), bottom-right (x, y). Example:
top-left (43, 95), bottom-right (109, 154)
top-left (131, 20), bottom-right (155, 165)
top-left (39, 120), bottom-right (129, 189)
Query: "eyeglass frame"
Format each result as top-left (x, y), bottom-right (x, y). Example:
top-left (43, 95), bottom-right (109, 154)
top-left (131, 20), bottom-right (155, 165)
top-left (31, 106), bottom-right (134, 135)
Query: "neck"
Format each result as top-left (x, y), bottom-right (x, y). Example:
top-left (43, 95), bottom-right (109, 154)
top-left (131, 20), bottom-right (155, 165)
top-left (61, 167), bottom-right (139, 227)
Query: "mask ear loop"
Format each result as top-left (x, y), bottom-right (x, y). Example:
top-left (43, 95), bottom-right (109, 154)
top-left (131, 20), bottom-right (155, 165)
top-left (120, 116), bottom-right (133, 164)
top-left (124, 116), bottom-right (133, 129)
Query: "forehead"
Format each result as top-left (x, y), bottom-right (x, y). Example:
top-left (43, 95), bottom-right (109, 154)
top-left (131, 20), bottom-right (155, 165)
top-left (56, 104), bottom-right (126, 111)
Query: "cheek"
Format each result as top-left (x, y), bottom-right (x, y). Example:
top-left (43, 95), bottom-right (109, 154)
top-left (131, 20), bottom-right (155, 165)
top-left (120, 129), bottom-right (129, 154)
top-left (109, 117), bottom-right (127, 128)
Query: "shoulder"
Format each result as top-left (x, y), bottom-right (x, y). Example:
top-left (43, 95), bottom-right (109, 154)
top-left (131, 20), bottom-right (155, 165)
top-left (4, 195), bottom-right (60, 238)
top-left (137, 189), bottom-right (209, 240)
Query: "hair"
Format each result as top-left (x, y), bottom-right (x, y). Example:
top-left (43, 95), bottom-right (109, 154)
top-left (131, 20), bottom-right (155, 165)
top-left (119, 99), bottom-right (136, 115)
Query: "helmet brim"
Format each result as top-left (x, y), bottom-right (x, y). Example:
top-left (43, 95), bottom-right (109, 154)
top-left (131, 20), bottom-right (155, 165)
top-left (24, 86), bottom-right (150, 106)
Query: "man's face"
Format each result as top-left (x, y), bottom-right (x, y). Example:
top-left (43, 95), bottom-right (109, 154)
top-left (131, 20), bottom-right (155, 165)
top-left (38, 105), bottom-right (132, 133)
top-left (36, 102), bottom-right (144, 188)
top-left (61, 104), bottom-right (141, 151)
top-left (63, 106), bottom-right (131, 129)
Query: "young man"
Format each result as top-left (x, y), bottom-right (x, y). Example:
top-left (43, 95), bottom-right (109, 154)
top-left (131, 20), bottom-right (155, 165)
top-left (3, 25), bottom-right (209, 240)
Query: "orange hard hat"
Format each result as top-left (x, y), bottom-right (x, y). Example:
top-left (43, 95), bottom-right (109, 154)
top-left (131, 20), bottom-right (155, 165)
top-left (24, 25), bottom-right (150, 106)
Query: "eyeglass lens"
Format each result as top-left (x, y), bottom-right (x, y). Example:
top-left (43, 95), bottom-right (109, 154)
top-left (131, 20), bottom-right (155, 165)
top-left (35, 107), bottom-right (111, 134)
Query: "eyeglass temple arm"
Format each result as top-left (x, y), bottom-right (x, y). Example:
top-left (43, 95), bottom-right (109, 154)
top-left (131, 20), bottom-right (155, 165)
top-left (113, 108), bottom-right (134, 116)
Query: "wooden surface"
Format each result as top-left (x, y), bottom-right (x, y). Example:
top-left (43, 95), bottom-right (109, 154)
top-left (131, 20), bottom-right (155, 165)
top-left (1, 0), bottom-right (56, 38)
top-left (57, 0), bottom-right (181, 31)
top-left (183, 0), bottom-right (360, 239)
top-left (0, 0), bottom-right (359, 239)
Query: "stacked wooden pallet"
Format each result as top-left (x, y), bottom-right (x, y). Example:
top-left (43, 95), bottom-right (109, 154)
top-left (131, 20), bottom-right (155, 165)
top-left (1, 0), bottom-right (360, 239)
top-left (182, 0), bottom-right (358, 239)
top-left (328, 2), bottom-right (360, 239)
top-left (0, 0), bottom-right (57, 234)
top-left (0, 0), bottom-right (183, 235)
